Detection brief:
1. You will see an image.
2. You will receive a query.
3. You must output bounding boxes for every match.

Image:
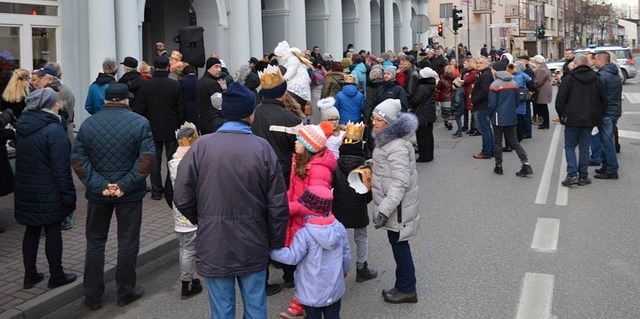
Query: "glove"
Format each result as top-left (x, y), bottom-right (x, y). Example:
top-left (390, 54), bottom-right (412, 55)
top-left (0, 109), bottom-right (15, 126)
top-left (373, 213), bottom-right (388, 229)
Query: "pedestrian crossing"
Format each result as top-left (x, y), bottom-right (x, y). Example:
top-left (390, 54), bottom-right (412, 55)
top-left (623, 92), bottom-right (640, 104)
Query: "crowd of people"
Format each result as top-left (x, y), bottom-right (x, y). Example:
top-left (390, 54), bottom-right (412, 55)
top-left (0, 39), bottom-right (624, 318)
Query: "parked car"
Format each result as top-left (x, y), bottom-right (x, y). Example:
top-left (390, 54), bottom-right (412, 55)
top-left (574, 46), bottom-right (637, 83)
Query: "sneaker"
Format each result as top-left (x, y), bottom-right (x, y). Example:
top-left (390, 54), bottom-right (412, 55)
top-left (468, 130), bottom-right (481, 136)
top-left (516, 164), bottom-right (533, 177)
top-left (452, 131), bottom-right (463, 138)
top-left (181, 279), bottom-right (203, 300)
top-left (594, 172), bottom-right (618, 180)
top-left (117, 287), bottom-right (145, 307)
top-left (561, 176), bottom-right (579, 186)
top-left (473, 153), bottom-right (491, 159)
top-left (62, 213), bottom-right (74, 231)
top-left (578, 177), bottom-right (592, 186)
top-left (356, 262), bottom-right (378, 282)
top-left (494, 165), bottom-right (503, 175)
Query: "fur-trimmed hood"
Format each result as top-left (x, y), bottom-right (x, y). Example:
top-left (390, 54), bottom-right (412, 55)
top-left (372, 112), bottom-right (418, 147)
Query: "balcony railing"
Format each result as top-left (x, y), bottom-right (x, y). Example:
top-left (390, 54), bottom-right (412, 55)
top-left (505, 4), bottom-right (521, 17)
top-left (473, 0), bottom-right (492, 13)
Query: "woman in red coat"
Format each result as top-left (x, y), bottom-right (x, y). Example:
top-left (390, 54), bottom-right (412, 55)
top-left (462, 58), bottom-right (480, 135)
top-left (436, 65), bottom-right (456, 130)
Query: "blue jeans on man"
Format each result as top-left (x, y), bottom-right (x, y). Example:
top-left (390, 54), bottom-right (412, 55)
top-left (564, 126), bottom-right (592, 178)
top-left (387, 231), bottom-right (416, 293)
top-left (475, 109), bottom-right (493, 156)
top-left (590, 132), bottom-right (602, 164)
top-left (598, 116), bottom-right (619, 174)
top-left (205, 269), bottom-right (267, 319)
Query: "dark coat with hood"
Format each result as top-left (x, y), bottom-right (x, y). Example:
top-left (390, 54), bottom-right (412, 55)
top-left (555, 65), bottom-right (607, 127)
top-left (375, 80), bottom-right (408, 112)
top-left (598, 63), bottom-right (623, 119)
top-left (411, 76), bottom-right (437, 125)
top-left (488, 71), bottom-right (519, 126)
top-left (195, 70), bottom-right (234, 134)
top-left (135, 69), bottom-right (185, 141)
top-left (471, 67), bottom-right (494, 110)
top-left (332, 142), bottom-right (371, 229)
top-left (84, 73), bottom-right (116, 115)
top-left (14, 110), bottom-right (76, 226)
top-left (118, 70), bottom-right (145, 110)
top-left (321, 71), bottom-right (345, 98)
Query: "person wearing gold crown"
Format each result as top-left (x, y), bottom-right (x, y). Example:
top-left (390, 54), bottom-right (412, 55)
top-left (331, 121), bottom-right (378, 283)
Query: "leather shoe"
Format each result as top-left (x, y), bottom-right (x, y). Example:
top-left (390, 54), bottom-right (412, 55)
top-left (85, 299), bottom-right (102, 311)
top-left (48, 273), bottom-right (77, 289)
top-left (594, 167), bottom-right (605, 174)
top-left (24, 273), bottom-right (45, 289)
top-left (473, 153), bottom-right (491, 159)
top-left (266, 283), bottom-right (282, 296)
top-left (594, 172), bottom-right (618, 180)
top-left (118, 287), bottom-right (145, 307)
top-left (383, 289), bottom-right (418, 304)
top-left (589, 161), bottom-right (601, 166)
top-left (382, 287), bottom-right (398, 297)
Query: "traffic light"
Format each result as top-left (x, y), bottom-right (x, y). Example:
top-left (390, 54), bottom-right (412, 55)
top-left (453, 7), bottom-right (463, 32)
top-left (437, 22), bottom-right (443, 37)
top-left (537, 24), bottom-right (546, 39)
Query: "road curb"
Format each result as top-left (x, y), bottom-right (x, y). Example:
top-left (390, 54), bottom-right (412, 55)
top-left (0, 234), bottom-right (177, 319)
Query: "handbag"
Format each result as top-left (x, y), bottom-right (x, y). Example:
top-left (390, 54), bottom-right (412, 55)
top-left (518, 87), bottom-right (535, 102)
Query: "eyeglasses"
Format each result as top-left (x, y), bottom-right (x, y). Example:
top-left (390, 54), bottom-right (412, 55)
top-left (327, 118), bottom-right (339, 122)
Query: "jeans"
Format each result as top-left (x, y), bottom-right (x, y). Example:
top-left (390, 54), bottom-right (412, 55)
top-left (84, 200), bottom-right (142, 303)
top-left (492, 125), bottom-right (528, 166)
top-left (590, 132), bottom-right (602, 164)
top-left (475, 109), bottom-right (493, 156)
top-left (353, 227), bottom-right (368, 264)
top-left (387, 231), bottom-right (416, 293)
top-left (176, 231), bottom-right (197, 281)
top-left (305, 299), bottom-right (341, 319)
top-left (523, 102), bottom-right (532, 137)
top-left (151, 139), bottom-right (177, 197)
top-left (23, 222), bottom-right (64, 279)
top-left (563, 126), bottom-right (592, 178)
top-left (598, 116), bottom-right (619, 174)
top-left (416, 123), bottom-right (434, 162)
top-left (205, 269), bottom-right (267, 319)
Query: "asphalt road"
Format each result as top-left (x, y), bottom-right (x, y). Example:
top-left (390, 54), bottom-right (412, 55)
top-left (44, 79), bottom-right (640, 319)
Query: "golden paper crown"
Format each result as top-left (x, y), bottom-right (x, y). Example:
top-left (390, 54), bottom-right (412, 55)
top-left (258, 64), bottom-right (284, 90)
top-left (344, 121), bottom-right (365, 142)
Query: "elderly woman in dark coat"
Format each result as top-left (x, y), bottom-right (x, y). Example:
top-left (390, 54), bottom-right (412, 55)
top-left (531, 55), bottom-right (553, 129)
top-left (14, 88), bottom-right (77, 289)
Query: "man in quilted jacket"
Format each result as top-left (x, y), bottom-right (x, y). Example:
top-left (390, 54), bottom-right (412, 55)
top-left (71, 83), bottom-right (155, 311)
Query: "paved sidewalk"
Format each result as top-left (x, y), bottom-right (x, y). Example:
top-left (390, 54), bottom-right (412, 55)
top-left (0, 174), bottom-right (177, 319)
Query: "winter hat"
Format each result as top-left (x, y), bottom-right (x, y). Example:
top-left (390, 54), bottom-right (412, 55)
top-left (383, 66), bottom-right (397, 80)
top-left (25, 88), bottom-right (57, 111)
top-left (297, 185), bottom-right (333, 217)
top-left (380, 52), bottom-right (390, 61)
top-left (258, 64), bottom-right (287, 99)
top-left (419, 67), bottom-right (438, 79)
top-left (318, 97), bottom-right (339, 121)
top-left (515, 61), bottom-right (527, 72)
top-left (369, 65), bottom-right (384, 80)
top-left (33, 66), bottom-right (58, 77)
top-left (205, 57), bottom-right (222, 70)
top-left (372, 99), bottom-right (401, 124)
top-left (296, 121), bottom-right (334, 153)
top-left (105, 83), bottom-right (134, 101)
top-left (221, 82), bottom-right (256, 120)
top-left (367, 54), bottom-right (378, 62)
top-left (210, 92), bottom-right (223, 110)
top-left (154, 55), bottom-right (170, 69)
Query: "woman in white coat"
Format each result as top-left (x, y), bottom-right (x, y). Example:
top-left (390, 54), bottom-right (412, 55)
top-left (370, 98), bottom-right (420, 304)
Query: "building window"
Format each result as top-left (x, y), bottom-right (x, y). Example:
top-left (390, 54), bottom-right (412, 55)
top-left (439, 3), bottom-right (453, 19)
top-left (0, 3), bottom-right (58, 16)
top-left (0, 26), bottom-right (20, 70)
top-left (32, 27), bottom-right (56, 68)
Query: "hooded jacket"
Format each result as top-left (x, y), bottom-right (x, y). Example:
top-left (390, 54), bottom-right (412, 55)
top-left (411, 76), bottom-right (437, 125)
top-left (335, 83), bottom-right (365, 124)
top-left (488, 71), bottom-right (520, 126)
top-left (286, 150), bottom-right (337, 246)
top-left (374, 80), bottom-right (409, 112)
top-left (195, 70), bottom-right (234, 134)
top-left (371, 112), bottom-right (420, 241)
top-left (321, 71), bottom-right (345, 98)
top-left (118, 71), bottom-right (145, 110)
top-left (512, 70), bottom-right (532, 115)
top-left (84, 73), bottom-right (116, 115)
top-left (14, 110), bottom-right (76, 226)
top-left (271, 213), bottom-right (351, 307)
top-left (555, 65), bottom-right (607, 127)
top-left (598, 63), bottom-right (623, 119)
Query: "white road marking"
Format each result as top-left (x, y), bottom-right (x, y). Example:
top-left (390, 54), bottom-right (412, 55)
top-left (623, 92), bottom-right (640, 104)
top-left (516, 272), bottom-right (555, 319)
top-left (619, 129), bottom-right (640, 140)
top-left (535, 125), bottom-right (562, 204)
top-left (556, 150), bottom-right (568, 206)
top-left (622, 111), bottom-right (640, 115)
top-left (531, 218), bottom-right (560, 252)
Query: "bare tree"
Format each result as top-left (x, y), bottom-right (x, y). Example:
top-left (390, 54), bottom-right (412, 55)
top-left (563, 0), bottom-right (617, 47)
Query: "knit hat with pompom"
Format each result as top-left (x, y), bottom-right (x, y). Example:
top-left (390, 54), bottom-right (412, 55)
top-left (317, 97), bottom-right (339, 121)
top-left (296, 121), bottom-right (334, 153)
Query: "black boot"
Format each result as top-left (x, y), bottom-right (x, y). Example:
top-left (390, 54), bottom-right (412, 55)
top-left (356, 261), bottom-right (378, 282)
top-left (181, 278), bottom-right (203, 300)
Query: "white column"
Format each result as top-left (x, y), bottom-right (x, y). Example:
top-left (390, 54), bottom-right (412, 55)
top-left (384, 0), bottom-right (394, 51)
top-left (327, 0), bottom-right (344, 58)
top-left (229, 0), bottom-right (251, 73)
top-left (400, 0), bottom-right (413, 48)
top-left (115, 0), bottom-right (139, 72)
top-left (417, 0), bottom-right (429, 47)
top-left (288, 0), bottom-right (306, 49)
top-left (248, 0), bottom-right (264, 58)
top-left (357, 0), bottom-right (372, 52)
top-left (88, 0), bottom-right (116, 78)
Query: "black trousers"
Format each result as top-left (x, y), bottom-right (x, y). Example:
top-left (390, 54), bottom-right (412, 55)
top-left (84, 200), bottom-right (142, 303)
top-left (533, 103), bottom-right (550, 128)
top-left (23, 222), bottom-right (64, 279)
top-left (416, 123), bottom-right (434, 162)
top-left (492, 125), bottom-right (528, 166)
top-left (151, 140), bottom-right (177, 197)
